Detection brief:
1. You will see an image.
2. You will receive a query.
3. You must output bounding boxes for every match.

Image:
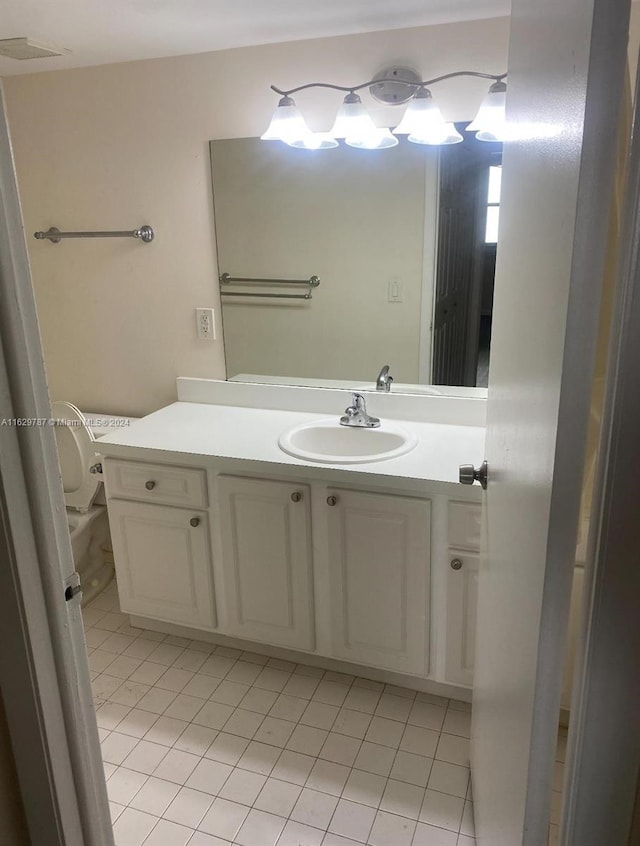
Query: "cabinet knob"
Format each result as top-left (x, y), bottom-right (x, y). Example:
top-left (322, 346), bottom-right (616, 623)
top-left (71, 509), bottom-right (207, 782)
top-left (450, 558), bottom-right (463, 571)
top-left (145, 480), bottom-right (156, 490)
top-left (190, 516), bottom-right (201, 527)
top-left (327, 495), bottom-right (338, 506)
top-left (291, 491), bottom-right (303, 503)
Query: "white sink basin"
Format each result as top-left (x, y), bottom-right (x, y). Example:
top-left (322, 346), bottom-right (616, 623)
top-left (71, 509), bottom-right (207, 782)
top-left (278, 418), bottom-right (418, 464)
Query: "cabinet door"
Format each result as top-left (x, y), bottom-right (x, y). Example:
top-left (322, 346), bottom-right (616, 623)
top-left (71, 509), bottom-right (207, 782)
top-left (445, 550), bottom-right (479, 686)
top-left (326, 489), bottom-right (430, 676)
top-left (108, 500), bottom-right (216, 629)
top-left (218, 476), bottom-right (314, 650)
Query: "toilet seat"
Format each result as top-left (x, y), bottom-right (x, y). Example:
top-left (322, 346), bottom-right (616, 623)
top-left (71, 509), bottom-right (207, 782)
top-left (52, 401), bottom-right (102, 512)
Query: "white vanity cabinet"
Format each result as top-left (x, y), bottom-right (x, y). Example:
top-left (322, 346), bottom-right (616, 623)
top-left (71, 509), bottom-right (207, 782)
top-left (325, 488), bottom-right (431, 676)
top-left (104, 460), bottom-right (216, 629)
top-left (445, 501), bottom-right (482, 686)
top-left (217, 475), bottom-right (314, 651)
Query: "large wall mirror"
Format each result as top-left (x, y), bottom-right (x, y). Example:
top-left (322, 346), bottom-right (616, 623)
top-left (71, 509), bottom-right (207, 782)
top-left (210, 129), bottom-right (501, 395)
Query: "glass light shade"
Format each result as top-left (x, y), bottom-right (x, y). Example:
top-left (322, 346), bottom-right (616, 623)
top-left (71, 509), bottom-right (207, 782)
top-left (329, 94), bottom-right (377, 140)
top-left (287, 132), bottom-right (339, 150)
top-left (345, 128), bottom-right (399, 149)
top-left (408, 123), bottom-right (464, 146)
top-left (393, 89), bottom-right (447, 136)
top-left (260, 96), bottom-right (311, 144)
top-left (467, 82), bottom-right (507, 142)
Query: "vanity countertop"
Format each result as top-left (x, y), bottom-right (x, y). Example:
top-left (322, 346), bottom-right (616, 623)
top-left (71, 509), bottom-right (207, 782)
top-left (97, 400), bottom-right (485, 488)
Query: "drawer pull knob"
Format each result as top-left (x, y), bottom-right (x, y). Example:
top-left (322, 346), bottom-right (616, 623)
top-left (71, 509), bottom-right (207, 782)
top-left (450, 558), bottom-right (463, 571)
top-left (327, 495), bottom-right (338, 506)
top-left (190, 517), bottom-right (201, 527)
top-left (291, 491), bottom-right (303, 503)
top-left (145, 480), bottom-right (156, 490)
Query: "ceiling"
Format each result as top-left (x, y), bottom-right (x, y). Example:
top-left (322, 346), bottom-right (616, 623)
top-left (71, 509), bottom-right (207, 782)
top-left (0, 0), bottom-right (510, 77)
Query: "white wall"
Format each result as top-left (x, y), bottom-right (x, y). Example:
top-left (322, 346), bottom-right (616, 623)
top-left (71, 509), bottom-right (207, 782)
top-left (3, 19), bottom-right (510, 416)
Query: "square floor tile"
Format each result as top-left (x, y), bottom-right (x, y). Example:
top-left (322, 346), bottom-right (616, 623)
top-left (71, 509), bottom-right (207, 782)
top-left (147, 643), bottom-right (185, 666)
top-left (129, 660), bottom-right (166, 686)
top-left (236, 741), bottom-right (281, 776)
top-left (225, 660), bottom-right (263, 685)
top-left (328, 799), bottom-right (376, 842)
top-left (156, 667), bottom-right (195, 693)
top-left (105, 767), bottom-right (148, 805)
top-left (368, 810), bottom-right (416, 846)
top-left (199, 797), bottom-right (250, 840)
top-left (182, 674), bottom-right (221, 700)
top-left (210, 680), bottom-right (251, 706)
top-left (343, 687), bottom-right (381, 715)
top-left (188, 831), bottom-right (233, 846)
top-left (319, 733), bottom-right (361, 766)
top-left (194, 701), bottom-right (236, 731)
top-left (153, 748), bottom-right (201, 784)
top-left (342, 768), bottom-right (386, 808)
top-left (442, 708), bottom-right (471, 738)
top-left (185, 758), bottom-right (233, 796)
top-left (205, 732), bottom-right (250, 766)
top-left (101, 732), bottom-right (139, 765)
top-left (142, 818), bottom-right (194, 846)
top-left (353, 742), bottom-right (396, 778)
top-left (174, 724), bottom-right (218, 756)
top-left (276, 819), bottom-right (324, 846)
top-left (111, 681), bottom-right (152, 708)
top-left (390, 751), bottom-right (433, 788)
top-left (163, 786), bottom-right (215, 827)
top-left (116, 708), bottom-right (159, 739)
top-left (290, 787), bottom-right (338, 829)
top-left (111, 807), bottom-right (157, 846)
top-left (200, 655), bottom-right (236, 678)
top-left (144, 715), bottom-right (188, 746)
top-left (379, 779), bottom-right (425, 820)
top-left (282, 674), bottom-right (321, 700)
top-left (264, 694), bottom-right (304, 722)
top-left (234, 808), bottom-right (287, 846)
top-left (254, 716), bottom-right (296, 748)
top-left (306, 759), bottom-right (350, 796)
top-left (218, 767), bottom-right (266, 805)
top-left (121, 740), bottom-right (168, 775)
top-left (254, 667), bottom-right (291, 693)
top-left (172, 649), bottom-right (209, 673)
top-left (435, 733), bottom-right (470, 767)
top-left (411, 822), bottom-right (458, 846)
top-left (375, 695), bottom-right (413, 722)
top-left (408, 702), bottom-right (446, 732)
top-left (331, 709), bottom-right (371, 740)
top-left (460, 801), bottom-right (475, 836)
top-left (270, 750), bottom-right (316, 786)
top-left (223, 708), bottom-right (265, 739)
top-left (286, 724), bottom-right (329, 757)
top-left (254, 777), bottom-right (302, 817)
top-left (164, 694), bottom-right (206, 722)
top-left (128, 775), bottom-right (180, 815)
top-left (300, 701), bottom-right (339, 731)
top-left (102, 654), bottom-right (141, 679)
top-left (427, 761), bottom-right (469, 798)
top-left (365, 717), bottom-right (404, 749)
top-left (240, 687), bottom-right (280, 715)
top-left (418, 789), bottom-right (464, 831)
top-left (312, 681), bottom-right (350, 707)
top-left (400, 725), bottom-right (439, 759)
top-left (136, 687), bottom-right (178, 715)
top-left (95, 702), bottom-right (130, 731)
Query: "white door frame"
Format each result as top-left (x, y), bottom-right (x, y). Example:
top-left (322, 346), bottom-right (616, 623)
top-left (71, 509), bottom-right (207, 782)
top-left (561, 51), bottom-right (640, 844)
top-left (0, 81), bottom-right (113, 845)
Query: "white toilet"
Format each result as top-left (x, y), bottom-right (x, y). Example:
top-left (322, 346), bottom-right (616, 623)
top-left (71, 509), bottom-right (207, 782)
top-left (52, 401), bottom-right (135, 606)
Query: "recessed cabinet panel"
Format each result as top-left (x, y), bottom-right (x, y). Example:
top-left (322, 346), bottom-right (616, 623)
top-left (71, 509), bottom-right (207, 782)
top-left (448, 501), bottom-right (482, 550)
top-left (108, 500), bottom-right (215, 629)
top-left (445, 550), bottom-right (479, 686)
top-left (218, 476), bottom-right (314, 650)
top-left (104, 459), bottom-right (208, 508)
top-left (327, 488), bottom-right (430, 676)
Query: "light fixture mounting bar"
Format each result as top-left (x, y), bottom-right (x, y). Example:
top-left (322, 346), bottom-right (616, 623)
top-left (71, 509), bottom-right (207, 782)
top-left (271, 70), bottom-right (507, 99)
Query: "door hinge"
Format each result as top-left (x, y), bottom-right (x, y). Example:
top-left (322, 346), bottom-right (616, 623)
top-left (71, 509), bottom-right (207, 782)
top-left (64, 572), bottom-right (83, 604)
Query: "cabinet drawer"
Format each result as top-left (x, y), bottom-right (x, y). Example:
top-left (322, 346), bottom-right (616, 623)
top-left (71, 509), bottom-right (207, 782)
top-left (104, 459), bottom-right (208, 508)
top-left (448, 501), bottom-right (482, 551)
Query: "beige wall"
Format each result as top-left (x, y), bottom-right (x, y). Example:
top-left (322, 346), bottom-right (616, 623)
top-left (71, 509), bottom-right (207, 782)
top-left (3, 19), bottom-right (510, 416)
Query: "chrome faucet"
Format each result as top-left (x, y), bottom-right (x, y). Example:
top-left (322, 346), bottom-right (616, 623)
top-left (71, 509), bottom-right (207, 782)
top-left (340, 393), bottom-right (380, 428)
top-left (376, 364), bottom-right (394, 392)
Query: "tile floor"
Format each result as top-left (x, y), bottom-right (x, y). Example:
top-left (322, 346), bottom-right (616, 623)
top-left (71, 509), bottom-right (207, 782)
top-left (85, 581), bottom-right (478, 846)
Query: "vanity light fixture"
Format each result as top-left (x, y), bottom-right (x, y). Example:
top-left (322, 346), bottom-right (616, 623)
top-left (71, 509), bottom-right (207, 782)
top-left (261, 68), bottom-right (507, 149)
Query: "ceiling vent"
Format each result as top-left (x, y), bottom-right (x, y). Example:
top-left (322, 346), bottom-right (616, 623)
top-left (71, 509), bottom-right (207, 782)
top-left (0, 38), bottom-right (68, 60)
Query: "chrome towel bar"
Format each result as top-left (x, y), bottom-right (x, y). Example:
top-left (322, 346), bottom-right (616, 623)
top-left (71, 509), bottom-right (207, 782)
top-left (34, 225), bottom-right (154, 244)
top-left (219, 272), bottom-right (320, 300)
